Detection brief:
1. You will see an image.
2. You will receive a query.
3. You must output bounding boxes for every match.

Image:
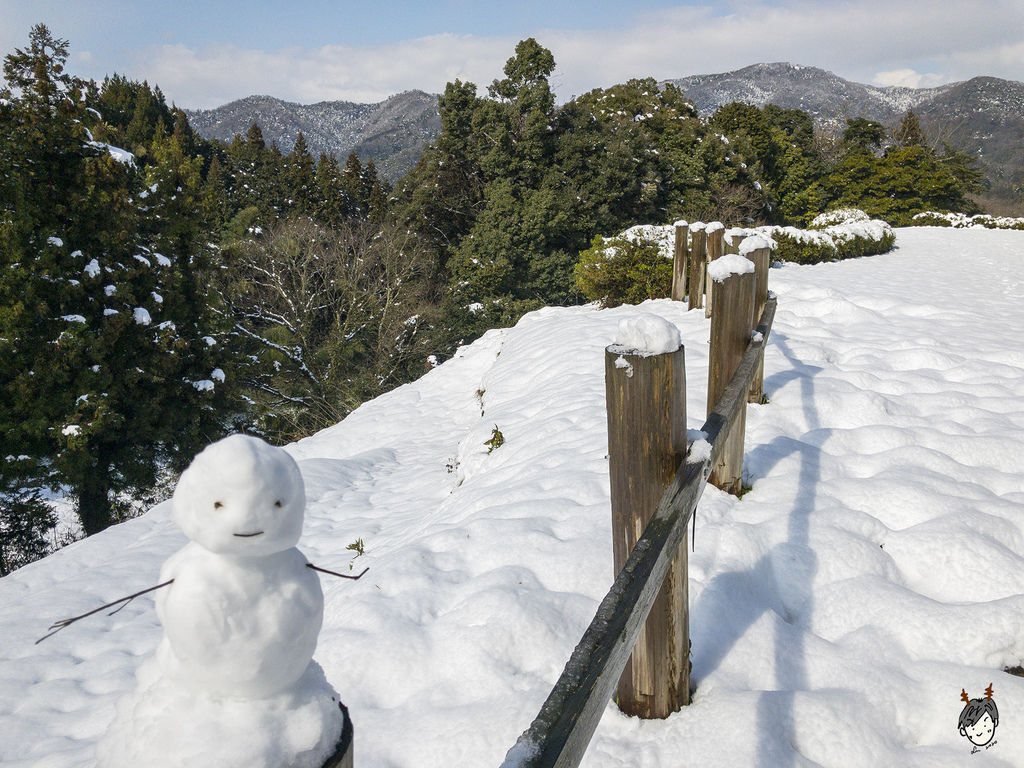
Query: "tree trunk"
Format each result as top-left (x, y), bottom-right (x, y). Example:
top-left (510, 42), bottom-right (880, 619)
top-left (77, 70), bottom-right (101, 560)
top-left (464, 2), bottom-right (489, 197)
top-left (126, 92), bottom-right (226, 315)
top-left (77, 447), bottom-right (112, 535)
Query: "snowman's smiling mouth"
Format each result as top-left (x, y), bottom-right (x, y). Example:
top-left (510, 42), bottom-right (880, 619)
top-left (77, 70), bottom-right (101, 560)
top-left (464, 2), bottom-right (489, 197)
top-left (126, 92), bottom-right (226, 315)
top-left (233, 531), bottom-right (264, 537)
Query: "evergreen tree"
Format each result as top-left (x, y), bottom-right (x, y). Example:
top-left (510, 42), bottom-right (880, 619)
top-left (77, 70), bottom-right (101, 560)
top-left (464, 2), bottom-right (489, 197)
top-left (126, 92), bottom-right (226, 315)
top-left (341, 152), bottom-right (369, 216)
top-left (0, 25), bottom-right (233, 536)
top-left (227, 122), bottom-right (283, 225)
top-left (313, 152), bottom-right (350, 227)
top-left (283, 131), bottom-right (315, 216)
top-left (200, 152), bottom-right (232, 231)
top-left (842, 117), bottom-right (886, 155)
top-left (171, 107), bottom-right (198, 158)
top-left (0, 477), bottom-right (55, 575)
top-left (364, 161), bottom-right (390, 222)
top-left (485, 37), bottom-right (557, 186)
top-left (396, 42), bottom-right (769, 333)
top-left (809, 140), bottom-right (983, 224)
top-left (438, 39), bottom-right (561, 305)
top-left (394, 79), bottom-right (485, 271)
top-left (892, 109), bottom-right (927, 148)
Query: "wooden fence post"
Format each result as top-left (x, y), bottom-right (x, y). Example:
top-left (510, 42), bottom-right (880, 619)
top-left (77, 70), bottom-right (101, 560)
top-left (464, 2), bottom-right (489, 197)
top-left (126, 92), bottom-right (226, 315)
top-left (741, 237), bottom-right (771, 404)
top-left (671, 221), bottom-right (688, 302)
top-left (322, 702), bottom-right (354, 767)
top-left (687, 224), bottom-right (706, 311)
top-left (704, 223), bottom-right (724, 319)
top-left (723, 229), bottom-right (743, 255)
top-left (706, 257), bottom-right (755, 495)
top-left (504, 294), bottom-right (778, 767)
top-left (605, 343), bottom-right (690, 718)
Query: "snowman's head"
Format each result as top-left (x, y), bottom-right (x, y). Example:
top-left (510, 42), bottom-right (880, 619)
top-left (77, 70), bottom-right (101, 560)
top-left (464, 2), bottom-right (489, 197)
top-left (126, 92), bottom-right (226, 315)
top-left (172, 434), bottom-right (306, 556)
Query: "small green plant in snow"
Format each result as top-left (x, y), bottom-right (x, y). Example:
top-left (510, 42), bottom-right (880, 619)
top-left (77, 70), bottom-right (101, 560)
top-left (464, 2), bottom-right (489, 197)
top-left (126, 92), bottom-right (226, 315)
top-left (485, 425), bottom-right (505, 453)
top-left (346, 537), bottom-right (365, 569)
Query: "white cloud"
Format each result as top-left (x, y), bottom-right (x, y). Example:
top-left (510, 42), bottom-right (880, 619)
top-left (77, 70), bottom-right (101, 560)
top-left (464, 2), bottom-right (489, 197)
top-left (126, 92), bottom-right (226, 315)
top-left (119, 0), bottom-right (1024, 108)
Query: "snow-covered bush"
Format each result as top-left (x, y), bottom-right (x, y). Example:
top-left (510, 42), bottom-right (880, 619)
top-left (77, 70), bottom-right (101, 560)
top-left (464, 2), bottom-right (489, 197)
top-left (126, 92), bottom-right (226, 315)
top-left (576, 212), bottom-right (896, 306)
top-left (913, 211), bottom-right (1024, 230)
top-left (616, 224), bottom-right (677, 259)
top-left (808, 208), bottom-right (871, 229)
top-left (747, 212), bottom-right (895, 265)
top-left (574, 232), bottom-right (673, 307)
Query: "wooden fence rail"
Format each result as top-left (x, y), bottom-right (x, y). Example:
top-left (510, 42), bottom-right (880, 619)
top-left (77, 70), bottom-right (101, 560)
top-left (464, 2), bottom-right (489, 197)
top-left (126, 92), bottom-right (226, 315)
top-left (502, 285), bottom-right (777, 768)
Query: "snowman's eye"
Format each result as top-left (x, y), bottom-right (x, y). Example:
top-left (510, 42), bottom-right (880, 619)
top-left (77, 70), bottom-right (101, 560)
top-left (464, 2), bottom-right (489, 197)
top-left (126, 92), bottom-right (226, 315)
top-left (214, 501), bottom-right (223, 509)
top-left (274, 500), bottom-right (282, 508)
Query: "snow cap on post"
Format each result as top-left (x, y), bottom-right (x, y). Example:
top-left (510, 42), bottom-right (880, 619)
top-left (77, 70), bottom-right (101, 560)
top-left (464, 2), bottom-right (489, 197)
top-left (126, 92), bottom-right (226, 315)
top-left (610, 314), bottom-right (682, 357)
top-left (708, 253), bottom-right (756, 283)
top-left (739, 234), bottom-right (772, 256)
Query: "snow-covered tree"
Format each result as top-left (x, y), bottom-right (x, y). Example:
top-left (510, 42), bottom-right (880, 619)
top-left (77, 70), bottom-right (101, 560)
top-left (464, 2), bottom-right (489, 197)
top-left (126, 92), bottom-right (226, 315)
top-left (0, 25), bottom-right (235, 537)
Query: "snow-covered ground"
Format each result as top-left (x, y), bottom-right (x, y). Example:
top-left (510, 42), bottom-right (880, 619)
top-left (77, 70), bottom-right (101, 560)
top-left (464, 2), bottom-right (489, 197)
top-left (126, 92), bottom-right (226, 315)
top-left (1, 227), bottom-right (1023, 767)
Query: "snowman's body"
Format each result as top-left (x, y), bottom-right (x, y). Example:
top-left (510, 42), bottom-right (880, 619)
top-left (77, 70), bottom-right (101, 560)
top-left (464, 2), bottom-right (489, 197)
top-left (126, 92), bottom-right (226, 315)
top-left (97, 435), bottom-right (342, 768)
top-left (156, 543), bottom-right (322, 698)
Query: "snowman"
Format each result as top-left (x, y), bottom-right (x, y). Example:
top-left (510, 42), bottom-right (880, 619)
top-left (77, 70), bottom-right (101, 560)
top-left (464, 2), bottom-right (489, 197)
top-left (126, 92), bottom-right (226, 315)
top-left (95, 434), bottom-right (347, 768)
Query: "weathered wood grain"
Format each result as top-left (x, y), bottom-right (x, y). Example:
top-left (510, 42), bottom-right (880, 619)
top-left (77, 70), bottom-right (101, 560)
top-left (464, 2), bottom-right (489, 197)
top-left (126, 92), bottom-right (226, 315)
top-left (671, 224), bottom-right (689, 302)
top-left (707, 267), bottom-right (755, 495)
top-left (704, 227), bottom-right (724, 319)
top-left (687, 229), bottom-right (706, 311)
top-left (746, 246), bottom-right (771, 404)
top-left (605, 346), bottom-right (688, 719)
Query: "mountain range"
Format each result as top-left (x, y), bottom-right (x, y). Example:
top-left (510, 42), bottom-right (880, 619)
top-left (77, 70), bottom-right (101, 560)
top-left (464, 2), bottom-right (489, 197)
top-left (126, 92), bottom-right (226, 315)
top-left (185, 90), bottom-right (440, 181)
top-left (185, 63), bottom-right (1023, 201)
top-left (664, 63), bottom-right (1024, 201)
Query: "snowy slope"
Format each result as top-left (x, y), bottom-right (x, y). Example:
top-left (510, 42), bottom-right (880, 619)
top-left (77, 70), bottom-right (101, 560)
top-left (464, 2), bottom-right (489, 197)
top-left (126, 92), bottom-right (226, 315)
top-left (1, 227), bottom-right (1023, 767)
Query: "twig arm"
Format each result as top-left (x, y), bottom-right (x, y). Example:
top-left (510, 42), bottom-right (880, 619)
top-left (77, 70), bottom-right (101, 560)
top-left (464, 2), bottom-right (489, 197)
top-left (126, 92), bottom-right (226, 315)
top-left (36, 579), bottom-right (175, 645)
top-left (306, 563), bottom-right (369, 581)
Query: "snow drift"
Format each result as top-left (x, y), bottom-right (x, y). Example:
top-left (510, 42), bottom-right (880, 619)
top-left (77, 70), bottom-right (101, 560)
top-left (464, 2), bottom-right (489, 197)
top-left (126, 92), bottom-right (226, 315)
top-left (1, 227), bottom-right (1023, 767)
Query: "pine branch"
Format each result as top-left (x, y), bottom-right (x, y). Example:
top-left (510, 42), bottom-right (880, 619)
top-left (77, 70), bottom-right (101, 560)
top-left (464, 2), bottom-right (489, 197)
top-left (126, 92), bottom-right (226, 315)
top-left (36, 579), bottom-right (174, 644)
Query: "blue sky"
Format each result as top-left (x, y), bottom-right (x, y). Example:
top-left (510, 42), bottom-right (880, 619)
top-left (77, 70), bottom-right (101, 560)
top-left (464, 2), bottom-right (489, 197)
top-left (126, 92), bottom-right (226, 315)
top-left (3, 0), bottom-right (1023, 108)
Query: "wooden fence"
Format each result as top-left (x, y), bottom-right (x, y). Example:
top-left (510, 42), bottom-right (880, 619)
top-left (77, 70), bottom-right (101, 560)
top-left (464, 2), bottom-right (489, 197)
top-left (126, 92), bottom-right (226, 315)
top-left (500, 224), bottom-right (775, 767)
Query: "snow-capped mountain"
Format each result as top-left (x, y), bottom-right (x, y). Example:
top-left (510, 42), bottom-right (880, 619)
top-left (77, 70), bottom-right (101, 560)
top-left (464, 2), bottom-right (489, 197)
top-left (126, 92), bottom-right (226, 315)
top-left (663, 62), bottom-right (950, 126)
top-left (913, 76), bottom-right (1024, 197)
top-left (184, 90), bottom-right (440, 181)
top-left (664, 62), bottom-right (1024, 201)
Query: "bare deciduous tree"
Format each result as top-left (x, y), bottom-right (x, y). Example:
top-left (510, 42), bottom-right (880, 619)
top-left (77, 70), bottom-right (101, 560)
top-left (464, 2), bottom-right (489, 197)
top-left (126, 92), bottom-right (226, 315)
top-left (216, 217), bottom-right (434, 439)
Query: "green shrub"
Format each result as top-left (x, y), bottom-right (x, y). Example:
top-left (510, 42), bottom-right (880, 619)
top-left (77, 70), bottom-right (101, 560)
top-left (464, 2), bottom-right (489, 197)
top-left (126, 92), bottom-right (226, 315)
top-left (834, 229), bottom-right (895, 259)
top-left (574, 234), bottom-right (672, 307)
top-left (770, 232), bottom-right (838, 264)
top-left (911, 211), bottom-right (956, 227)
